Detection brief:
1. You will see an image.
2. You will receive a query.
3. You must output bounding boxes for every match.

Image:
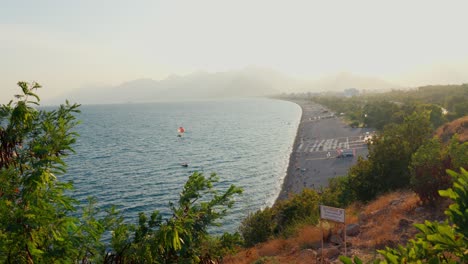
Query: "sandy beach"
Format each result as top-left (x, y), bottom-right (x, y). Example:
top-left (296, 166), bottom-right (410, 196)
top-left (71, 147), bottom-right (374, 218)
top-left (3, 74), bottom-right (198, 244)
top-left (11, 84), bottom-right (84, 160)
top-left (276, 99), bottom-right (372, 202)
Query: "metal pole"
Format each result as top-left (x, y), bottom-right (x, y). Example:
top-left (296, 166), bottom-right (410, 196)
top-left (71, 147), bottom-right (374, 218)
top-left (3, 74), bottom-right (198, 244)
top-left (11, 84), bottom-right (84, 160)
top-left (344, 212), bottom-right (347, 257)
top-left (321, 220), bottom-right (324, 264)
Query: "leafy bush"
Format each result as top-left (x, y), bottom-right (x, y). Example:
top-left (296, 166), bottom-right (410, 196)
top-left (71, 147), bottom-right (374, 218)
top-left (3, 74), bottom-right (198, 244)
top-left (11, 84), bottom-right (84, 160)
top-left (0, 82), bottom-right (86, 262)
top-left (239, 207), bottom-right (276, 247)
top-left (320, 176), bottom-right (356, 208)
top-left (410, 138), bottom-right (452, 205)
top-left (347, 157), bottom-right (376, 202)
top-left (275, 189), bottom-right (320, 236)
top-left (240, 189), bottom-right (320, 246)
top-left (196, 230), bottom-right (243, 262)
top-left (410, 136), bottom-right (468, 205)
top-left (447, 136), bottom-right (468, 171)
top-left (110, 172), bottom-right (243, 263)
top-left (348, 111), bottom-right (433, 202)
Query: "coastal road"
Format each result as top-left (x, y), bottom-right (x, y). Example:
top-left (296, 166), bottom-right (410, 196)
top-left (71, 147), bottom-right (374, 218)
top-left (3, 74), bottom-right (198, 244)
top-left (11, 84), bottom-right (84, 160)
top-left (277, 99), bottom-right (372, 201)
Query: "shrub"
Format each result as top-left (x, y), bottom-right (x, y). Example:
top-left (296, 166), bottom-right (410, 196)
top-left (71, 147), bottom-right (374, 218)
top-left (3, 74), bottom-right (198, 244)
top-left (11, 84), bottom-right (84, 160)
top-left (240, 189), bottom-right (321, 246)
top-left (275, 189), bottom-right (320, 236)
top-left (320, 176), bottom-right (356, 208)
top-left (113, 172), bottom-right (243, 263)
top-left (410, 138), bottom-right (452, 205)
top-left (199, 232), bottom-right (243, 263)
top-left (239, 207), bottom-right (276, 247)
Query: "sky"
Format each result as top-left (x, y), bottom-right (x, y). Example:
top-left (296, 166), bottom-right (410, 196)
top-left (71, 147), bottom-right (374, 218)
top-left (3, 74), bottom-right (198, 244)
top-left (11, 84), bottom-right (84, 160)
top-left (2, 0), bottom-right (468, 103)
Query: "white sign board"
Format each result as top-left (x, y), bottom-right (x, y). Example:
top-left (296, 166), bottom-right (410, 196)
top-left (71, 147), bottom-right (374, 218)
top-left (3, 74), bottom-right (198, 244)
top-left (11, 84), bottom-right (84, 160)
top-left (320, 205), bottom-right (345, 223)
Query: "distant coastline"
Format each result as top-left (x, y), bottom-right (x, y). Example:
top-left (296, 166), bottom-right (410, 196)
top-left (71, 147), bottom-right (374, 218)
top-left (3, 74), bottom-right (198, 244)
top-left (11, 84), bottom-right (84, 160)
top-left (275, 98), bottom-right (371, 203)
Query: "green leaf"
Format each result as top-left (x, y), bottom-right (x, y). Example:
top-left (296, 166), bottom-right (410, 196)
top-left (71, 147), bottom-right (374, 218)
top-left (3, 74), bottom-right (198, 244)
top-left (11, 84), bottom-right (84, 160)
top-left (353, 255), bottom-right (363, 264)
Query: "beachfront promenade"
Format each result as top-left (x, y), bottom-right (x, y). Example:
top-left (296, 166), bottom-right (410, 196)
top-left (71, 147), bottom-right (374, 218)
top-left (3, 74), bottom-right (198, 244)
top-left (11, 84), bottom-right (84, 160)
top-left (276, 99), bottom-right (372, 202)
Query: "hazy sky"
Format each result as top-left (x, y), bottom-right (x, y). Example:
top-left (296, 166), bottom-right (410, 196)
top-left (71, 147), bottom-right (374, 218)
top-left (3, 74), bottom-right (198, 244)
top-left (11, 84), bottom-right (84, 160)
top-left (2, 0), bottom-right (468, 102)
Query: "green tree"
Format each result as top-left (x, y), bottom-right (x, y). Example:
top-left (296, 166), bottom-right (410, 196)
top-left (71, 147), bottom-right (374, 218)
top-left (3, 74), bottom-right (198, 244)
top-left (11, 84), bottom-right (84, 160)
top-left (111, 172), bottom-right (242, 263)
top-left (348, 111), bottom-right (433, 202)
top-left (0, 82), bottom-right (83, 262)
top-left (409, 138), bottom-right (452, 205)
top-left (362, 101), bottom-right (400, 129)
top-left (320, 176), bottom-right (356, 208)
top-left (447, 136), bottom-right (468, 171)
top-left (347, 157), bottom-right (376, 201)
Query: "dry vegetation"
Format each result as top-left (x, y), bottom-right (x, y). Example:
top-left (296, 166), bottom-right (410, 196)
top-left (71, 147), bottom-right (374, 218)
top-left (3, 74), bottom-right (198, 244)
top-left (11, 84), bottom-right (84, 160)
top-left (435, 116), bottom-right (468, 143)
top-left (224, 190), bottom-right (449, 263)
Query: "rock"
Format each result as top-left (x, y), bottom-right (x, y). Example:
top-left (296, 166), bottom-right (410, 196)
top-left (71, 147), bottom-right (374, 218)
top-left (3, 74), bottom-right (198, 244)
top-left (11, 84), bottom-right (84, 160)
top-left (398, 218), bottom-right (413, 228)
top-left (299, 248), bottom-right (317, 259)
top-left (358, 213), bottom-right (367, 225)
top-left (317, 247), bottom-right (341, 259)
top-left (307, 241), bottom-right (322, 249)
top-left (346, 223), bottom-right (360, 236)
top-left (330, 234), bottom-right (343, 245)
top-left (415, 207), bottom-right (424, 213)
top-left (399, 234), bottom-right (410, 243)
top-left (369, 209), bottom-right (383, 217)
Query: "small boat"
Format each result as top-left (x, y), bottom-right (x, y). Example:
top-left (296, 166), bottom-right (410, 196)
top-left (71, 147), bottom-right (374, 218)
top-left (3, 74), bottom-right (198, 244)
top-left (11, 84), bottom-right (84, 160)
top-left (177, 127), bottom-right (185, 137)
top-left (181, 163), bottom-right (188, 167)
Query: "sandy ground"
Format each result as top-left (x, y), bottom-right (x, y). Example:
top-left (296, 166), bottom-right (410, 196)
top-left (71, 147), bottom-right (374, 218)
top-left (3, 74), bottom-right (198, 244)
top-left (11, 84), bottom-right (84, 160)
top-left (276, 99), bottom-right (372, 202)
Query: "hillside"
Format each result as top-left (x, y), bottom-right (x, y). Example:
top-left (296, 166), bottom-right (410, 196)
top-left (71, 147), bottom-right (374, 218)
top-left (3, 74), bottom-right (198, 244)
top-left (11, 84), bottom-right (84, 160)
top-left (224, 190), bottom-right (449, 264)
top-left (45, 69), bottom-right (401, 105)
top-left (435, 116), bottom-right (468, 143)
top-left (49, 68), bottom-right (290, 104)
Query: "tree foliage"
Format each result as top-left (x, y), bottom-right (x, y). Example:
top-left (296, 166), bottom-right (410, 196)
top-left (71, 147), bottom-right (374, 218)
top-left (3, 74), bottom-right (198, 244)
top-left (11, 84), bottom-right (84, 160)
top-left (240, 188), bottom-right (320, 246)
top-left (409, 138), bottom-right (452, 205)
top-left (110, 172), bottom-right (243, 263)
top-left (347, 111), bottom-right (433, 201)
top-left (409, 136), bottom-right (468, 206)
top-left (0, 82), bottom-right (83, 262)
top-left (319, 176), bottom-right (356, 208)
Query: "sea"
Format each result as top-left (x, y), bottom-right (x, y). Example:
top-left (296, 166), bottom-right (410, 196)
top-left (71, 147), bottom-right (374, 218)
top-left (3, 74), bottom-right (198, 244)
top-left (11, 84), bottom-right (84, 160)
top-left (62, 98), bottom-right (301, 233)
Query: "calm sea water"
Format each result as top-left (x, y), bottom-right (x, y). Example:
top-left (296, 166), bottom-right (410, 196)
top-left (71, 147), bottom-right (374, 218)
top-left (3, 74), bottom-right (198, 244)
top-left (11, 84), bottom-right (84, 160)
top-left (62, 98), bottom-right (301, 233)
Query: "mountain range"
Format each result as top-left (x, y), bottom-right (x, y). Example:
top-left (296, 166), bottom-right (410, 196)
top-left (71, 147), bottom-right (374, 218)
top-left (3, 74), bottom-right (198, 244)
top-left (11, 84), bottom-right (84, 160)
top-left (48, 68), bottom-right (400, 104)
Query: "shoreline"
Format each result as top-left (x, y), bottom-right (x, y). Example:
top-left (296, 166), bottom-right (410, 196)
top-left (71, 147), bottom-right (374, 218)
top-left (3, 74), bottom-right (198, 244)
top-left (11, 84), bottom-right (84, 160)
top-left (275, 99), bottom-right (371, 203)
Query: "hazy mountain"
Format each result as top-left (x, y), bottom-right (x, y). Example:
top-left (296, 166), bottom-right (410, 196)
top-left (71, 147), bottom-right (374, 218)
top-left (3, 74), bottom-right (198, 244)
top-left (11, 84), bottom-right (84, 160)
top-left (54, 68), bottom-right (291, 104)
top-left (48, 69), bottom-right (400, 105)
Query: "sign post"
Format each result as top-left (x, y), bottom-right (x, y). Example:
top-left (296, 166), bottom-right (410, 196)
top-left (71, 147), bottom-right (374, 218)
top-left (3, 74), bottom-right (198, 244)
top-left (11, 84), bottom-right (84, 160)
top-left (319, 205), bottom-right (346, 260)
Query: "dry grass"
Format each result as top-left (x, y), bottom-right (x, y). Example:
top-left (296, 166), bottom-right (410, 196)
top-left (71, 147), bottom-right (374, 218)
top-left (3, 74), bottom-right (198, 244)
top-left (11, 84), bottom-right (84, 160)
top-left (363, 190), bottom-right (417, 215)
top-left (345, 204), bottom-right (360, 224)
top-left (257, 239), bottom-right (290, 257)
top-left (435, 116), bottom-right (468, 143)
top-left (292, 226), bottom-right (322, 249)
top-left (223, 248), bottom-right (260, 264)
top-left (225, 226), bottom-right (323, 264)
top-left (352, 190), bottom-right (421, 249)
top-left (225, 190), bottom-right (448, 263)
